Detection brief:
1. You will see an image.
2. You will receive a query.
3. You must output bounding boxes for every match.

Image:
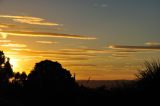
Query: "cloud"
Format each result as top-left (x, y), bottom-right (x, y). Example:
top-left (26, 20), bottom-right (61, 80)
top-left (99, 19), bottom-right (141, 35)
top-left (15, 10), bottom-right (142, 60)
top-left (1, 43), bottom-right (27, 48)
top-left (0, 40), bottom-right (11, 43)
top-left (0, 29), bottom-right (8, 38)
top-left (145, 42), bottom-right (160, 46)
top-left (0, 15), bottom-right (96, 40)
top-left (0, 22), bottom-right (59, 30)
top-left (58, 48), bottom-right (111, 54)
top-left (23, 50), bottom-right (96, 56)
top-left (111, 53), bottom-right (131, 58)
top-left (43, 56), bottom-right (91, 61)
top-left (0, 23), bottom-right (16, 28)
top-left (108, 45), bottom-right (160, 50)
top-left (11, 48), bottom-right (101, 56)
top-left (11, 47), bottom-right (140, 60)
top-left (0, 24), bottom-right (8, 28)
top-left (0, 15), bottom-right (59, 26)
top-left (68, 63), bottom-right (97, 67)
top-left (11, 48), bottom-right (31, 51)
top-left (10, 49), bottom-right (97, 62)
top-left (115, 50), bottom-right (139, 53)
top-left (36, 41), bottom-right (58, 44)
top-left (0, 30), bottom-right (96, 40)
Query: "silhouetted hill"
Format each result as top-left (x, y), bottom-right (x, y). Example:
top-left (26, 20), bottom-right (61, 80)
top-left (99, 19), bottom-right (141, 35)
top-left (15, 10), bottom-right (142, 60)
top-left (77, 80), bottom-right (136, 89)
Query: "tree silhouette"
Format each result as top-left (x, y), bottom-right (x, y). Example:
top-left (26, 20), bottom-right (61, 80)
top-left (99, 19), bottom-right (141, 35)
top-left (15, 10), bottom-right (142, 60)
top-left (0, 51), bottom-right (5, 67)
top-left (20, 72), bottom-right (27, 81)
top-left (13, 72), bottom-right (27, 85)
top-left (23, 60), bottom-right (79, 105)
top-left (27, 60), bottom-right (78, 92)
top-left (0, 51), bottom-right (13, 84)
top-left (4, 58), bottom-right (14, 78)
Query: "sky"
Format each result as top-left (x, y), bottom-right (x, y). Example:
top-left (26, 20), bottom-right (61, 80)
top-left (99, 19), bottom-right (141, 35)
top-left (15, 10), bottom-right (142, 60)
top-left (0, 0), bottom-right (160, 80)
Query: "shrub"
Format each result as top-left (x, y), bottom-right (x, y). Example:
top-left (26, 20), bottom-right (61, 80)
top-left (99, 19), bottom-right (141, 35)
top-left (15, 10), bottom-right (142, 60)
top-left (137, 60), bottom-right (160, 87)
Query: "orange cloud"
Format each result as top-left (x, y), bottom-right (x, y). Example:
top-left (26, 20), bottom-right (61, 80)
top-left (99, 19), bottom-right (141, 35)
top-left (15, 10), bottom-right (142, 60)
top-left (0, 15), bottom-right (59, 26)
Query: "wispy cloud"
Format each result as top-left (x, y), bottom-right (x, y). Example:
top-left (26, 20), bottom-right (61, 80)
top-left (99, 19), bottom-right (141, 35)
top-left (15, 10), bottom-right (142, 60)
top-left (0, 24), bottom-right (8, 28)
top-left (44, 56), bottom-right (92, 61)
top-left (115, 50), bottom-right (139, 53)
top-left (108, 45), bottom-right (160, 50)
top-left (11, 48), bottom-right (100, 56)
top-left (0, 39), bottom-right (11, 43)
top-left (11, 48), bottom-right (31, 51)
top-left (0, 31), bottom-right (96, 40)
top-left (145, 42), bottom-right (160, 46)
top-left (23, 48), bottom-right (135, 56)
top-left (68, 63), bottom-right (97, 67)
top-left (1, 43), bottom-right (27, 48)
top-left (36, 41), bottom-right (58, 44)
top-left (0, 23), bottom-right (16, 28)
top-left (111, 53), bottom-right (131, 58)
top-left (0, 15), bottom-right (96, 40)
top-left (10, 47), bottom-right (139, 61)
top-left (14, 50), bottom-right (96, 56)
top-left (10, 48), bottom-right (94, 61)
top-left (58, 48), bottom-right (112, 54)
top-left (0, 15), bottom-right (60, 26)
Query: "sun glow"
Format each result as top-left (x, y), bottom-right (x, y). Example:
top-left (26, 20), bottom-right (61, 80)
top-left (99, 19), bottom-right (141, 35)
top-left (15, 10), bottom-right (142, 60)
top-left (0, 29), bottom-right (8, 39)
top-left (9, 58), bottom-right (19, 72)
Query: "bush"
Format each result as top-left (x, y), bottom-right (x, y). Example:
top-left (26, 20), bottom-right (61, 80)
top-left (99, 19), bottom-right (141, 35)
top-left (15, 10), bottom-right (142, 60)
top-left (137, 60), bottom-right (160, 87)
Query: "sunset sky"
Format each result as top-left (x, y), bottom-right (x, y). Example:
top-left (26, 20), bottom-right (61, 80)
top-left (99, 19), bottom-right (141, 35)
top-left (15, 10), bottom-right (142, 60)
top-left (0, 0), bottom-right (160, 80)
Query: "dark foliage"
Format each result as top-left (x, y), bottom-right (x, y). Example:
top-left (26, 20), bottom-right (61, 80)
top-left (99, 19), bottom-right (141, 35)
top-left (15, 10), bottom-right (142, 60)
top-left (137, 60), bottom-right (160, 86)
top-left (0, 51), bottom-right (160, 105)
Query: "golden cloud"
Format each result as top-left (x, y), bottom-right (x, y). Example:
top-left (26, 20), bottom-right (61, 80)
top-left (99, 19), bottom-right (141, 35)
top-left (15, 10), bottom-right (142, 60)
top-left (68, 63), bottom-right (97, 67)
top-left (111, 53), bottom-right (131, 58)
top-left (10, 47), bottom-right (140, 61)
top-left (36, 41), bottom-right (58, 44)
top-left (11, 48), bottom-right (98, 56)
top-left (0, 15), bottom-right (59, 26)
top-left (0, 23), bottom-right (16, 28)
top-left (0, 29), bottom-right (8, 38)
top-left (0, 31), bottom-right (97, 40)
top-left (0, 24), bottom-right (8, 28)
top-left (1, 43), bottom-right (27, 48)
top-left (11, 48), bottom-right (31, 51)
top-left (0, 40), bottom-right (11, 43)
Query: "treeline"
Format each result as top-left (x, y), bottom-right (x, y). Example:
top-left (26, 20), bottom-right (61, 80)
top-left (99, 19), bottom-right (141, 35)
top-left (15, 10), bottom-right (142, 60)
top-left (0, 51), bottom-right (160, 105)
